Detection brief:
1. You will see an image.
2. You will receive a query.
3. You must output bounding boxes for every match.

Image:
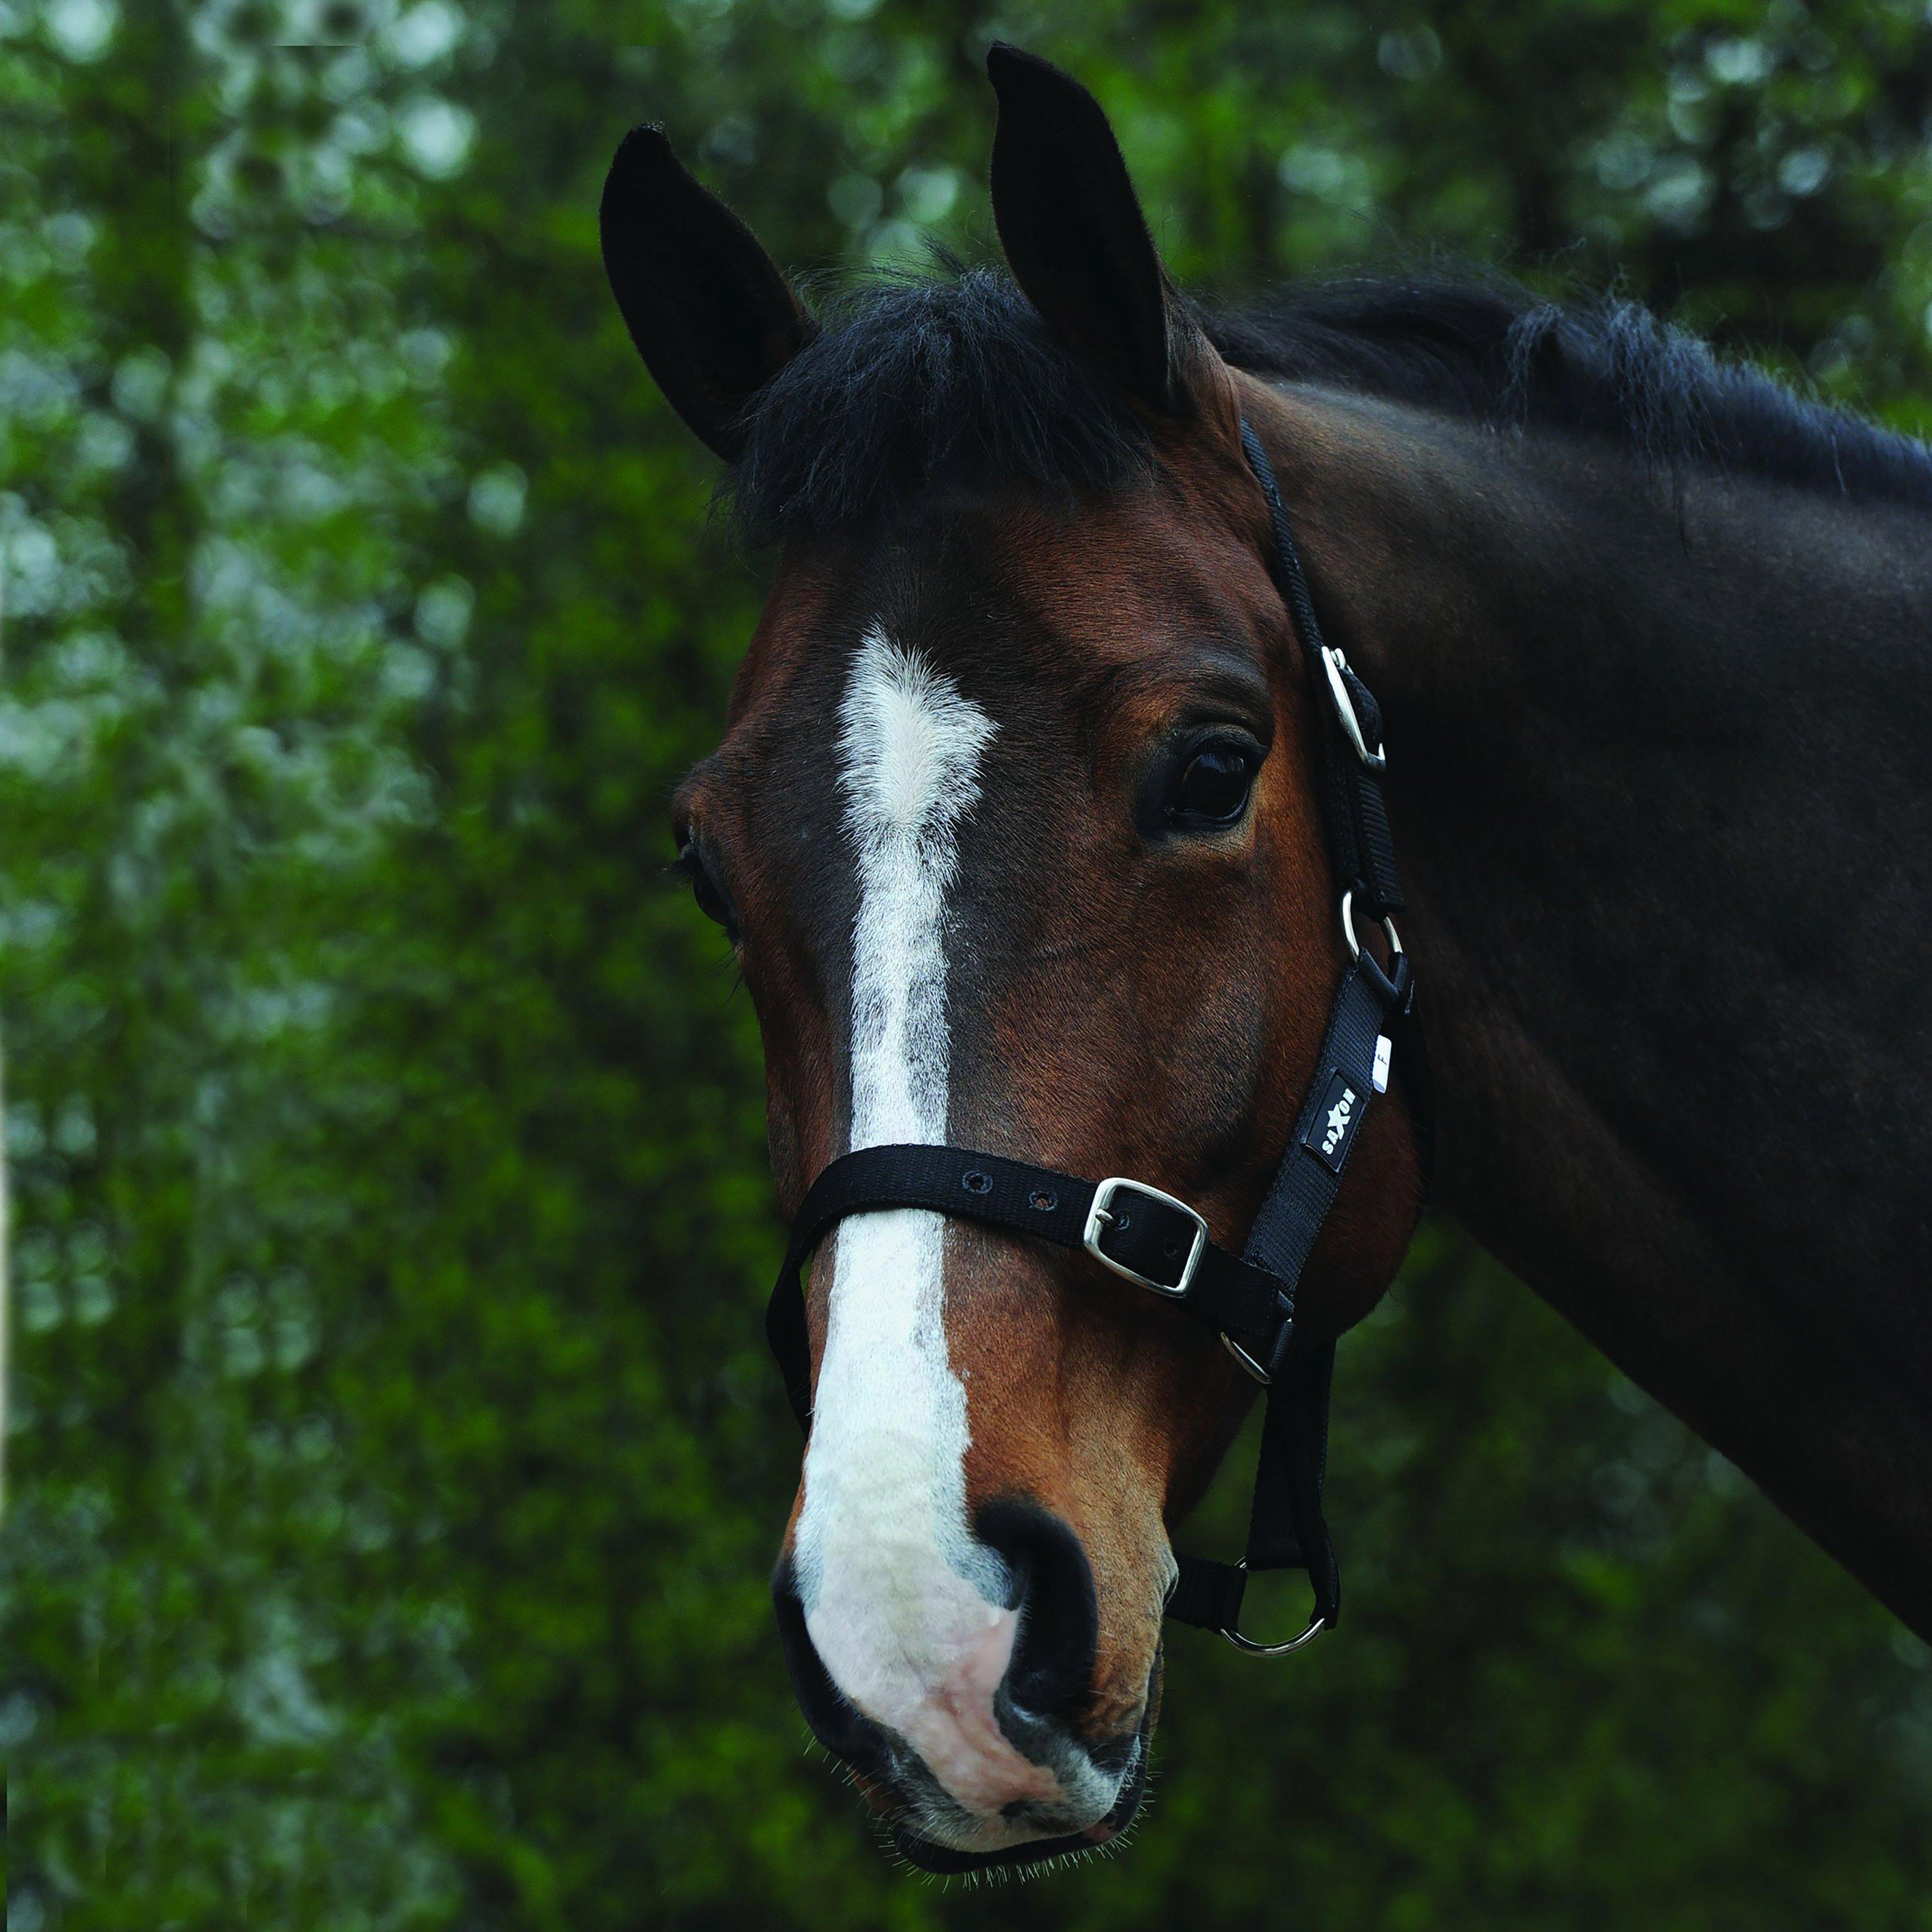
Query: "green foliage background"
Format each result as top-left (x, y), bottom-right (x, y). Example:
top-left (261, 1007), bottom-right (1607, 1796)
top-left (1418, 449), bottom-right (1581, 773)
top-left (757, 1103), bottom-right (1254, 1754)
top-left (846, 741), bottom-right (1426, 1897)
top-left (6, 0), bottom-right (1932, 1926)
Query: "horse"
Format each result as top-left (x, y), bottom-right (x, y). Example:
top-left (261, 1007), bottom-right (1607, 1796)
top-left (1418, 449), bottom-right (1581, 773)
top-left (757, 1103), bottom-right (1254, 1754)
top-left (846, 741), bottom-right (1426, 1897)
top-left (601, 43), bottom-right (1932, 1874)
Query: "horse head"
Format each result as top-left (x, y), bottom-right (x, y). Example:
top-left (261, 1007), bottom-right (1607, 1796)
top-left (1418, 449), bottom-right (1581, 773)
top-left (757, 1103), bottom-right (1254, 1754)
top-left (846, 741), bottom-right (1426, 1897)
top-left (603, 46), bottom-right (1424, 1871)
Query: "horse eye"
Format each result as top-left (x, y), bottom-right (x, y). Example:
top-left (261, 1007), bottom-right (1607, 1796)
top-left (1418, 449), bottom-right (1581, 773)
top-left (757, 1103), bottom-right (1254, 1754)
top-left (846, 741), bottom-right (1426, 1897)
top-left (1171, 745), bottom-right (1256, 824)
top-left (676, 836), bottom-right (739, 938)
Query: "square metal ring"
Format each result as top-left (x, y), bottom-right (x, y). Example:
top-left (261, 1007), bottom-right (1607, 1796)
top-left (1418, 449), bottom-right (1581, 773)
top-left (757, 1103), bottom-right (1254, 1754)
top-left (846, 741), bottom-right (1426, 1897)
top-left (1081, 1177), bottom-right (1208, 1299)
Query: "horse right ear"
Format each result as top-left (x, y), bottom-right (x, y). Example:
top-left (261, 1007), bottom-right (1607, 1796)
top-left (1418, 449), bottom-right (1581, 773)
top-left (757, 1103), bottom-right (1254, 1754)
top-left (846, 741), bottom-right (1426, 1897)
top-left (600, 127), bottom-right (815, 463)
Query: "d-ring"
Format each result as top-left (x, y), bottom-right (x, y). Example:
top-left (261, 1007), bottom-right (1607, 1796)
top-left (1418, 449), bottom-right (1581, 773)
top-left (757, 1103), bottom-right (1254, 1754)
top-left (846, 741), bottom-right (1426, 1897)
top-left (1221, 1560), bottom-right (1330, 1656)
top-left (1340, 889), bottom-right (1401, 964)
top-left (1221, 1331), bottom-right (1273, 1385)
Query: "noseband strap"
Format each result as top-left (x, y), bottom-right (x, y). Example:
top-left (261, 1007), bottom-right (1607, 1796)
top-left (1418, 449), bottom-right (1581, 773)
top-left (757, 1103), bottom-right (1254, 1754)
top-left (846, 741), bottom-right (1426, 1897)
top-left (764, 417), bottom-right (1431, 1655)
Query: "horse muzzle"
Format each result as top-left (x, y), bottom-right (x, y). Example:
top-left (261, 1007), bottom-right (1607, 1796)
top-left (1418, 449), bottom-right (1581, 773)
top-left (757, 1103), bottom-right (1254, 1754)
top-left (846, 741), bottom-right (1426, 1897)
top-left (770, 1498), bottom-right (1155, 1866)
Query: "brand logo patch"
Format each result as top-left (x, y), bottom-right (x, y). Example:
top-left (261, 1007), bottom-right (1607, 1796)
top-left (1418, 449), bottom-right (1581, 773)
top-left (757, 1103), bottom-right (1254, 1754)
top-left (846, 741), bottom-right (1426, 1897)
top-left (1302, 1068), bottom-right (1363, 1175)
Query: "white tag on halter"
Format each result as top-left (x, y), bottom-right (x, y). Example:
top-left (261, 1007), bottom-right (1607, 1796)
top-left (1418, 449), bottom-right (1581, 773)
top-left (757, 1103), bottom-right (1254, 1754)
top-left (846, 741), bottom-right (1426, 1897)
top-left (1371, 1035), bottom-right (1392, 1095)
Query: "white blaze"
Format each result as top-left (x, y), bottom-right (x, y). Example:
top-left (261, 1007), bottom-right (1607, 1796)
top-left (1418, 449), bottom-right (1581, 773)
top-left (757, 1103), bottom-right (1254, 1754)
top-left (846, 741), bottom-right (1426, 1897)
top-left (793, 626), bottom-right (1065, 1835)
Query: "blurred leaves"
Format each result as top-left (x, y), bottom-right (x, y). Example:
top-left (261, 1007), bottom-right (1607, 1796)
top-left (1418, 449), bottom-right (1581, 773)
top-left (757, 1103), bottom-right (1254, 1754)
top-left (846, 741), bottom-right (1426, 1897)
top-left (4, 1), bottom-right (1931, 1928)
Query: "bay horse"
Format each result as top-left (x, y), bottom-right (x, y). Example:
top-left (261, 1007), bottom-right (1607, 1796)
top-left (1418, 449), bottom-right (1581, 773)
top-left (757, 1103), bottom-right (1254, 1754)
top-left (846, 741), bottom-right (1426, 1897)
top-left (602, 45), bottom-right (1932, 1873)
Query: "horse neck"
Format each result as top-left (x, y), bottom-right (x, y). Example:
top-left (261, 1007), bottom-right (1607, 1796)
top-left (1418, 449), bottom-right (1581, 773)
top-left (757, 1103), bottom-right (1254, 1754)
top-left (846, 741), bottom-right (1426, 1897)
top-left (1253, 384), bottom-right (1932, 1635)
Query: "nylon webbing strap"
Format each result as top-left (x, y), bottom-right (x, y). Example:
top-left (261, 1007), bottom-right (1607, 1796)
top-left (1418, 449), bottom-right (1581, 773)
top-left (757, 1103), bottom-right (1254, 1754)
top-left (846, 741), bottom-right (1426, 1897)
top-left (1240, 418), bottom-right (1404, 919)
top-left (1162, 951), bottom-right (1406, 1637)
top-left (1241, 956), bottom-right (1402, 1293)
top-left (767, 1144), bottom-right (1298, 1432)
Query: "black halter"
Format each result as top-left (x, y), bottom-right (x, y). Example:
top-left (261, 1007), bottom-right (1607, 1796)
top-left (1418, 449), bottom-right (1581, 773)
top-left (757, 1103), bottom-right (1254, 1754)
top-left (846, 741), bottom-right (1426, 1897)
top-left (765, 417), bottom-right (1428, 1655)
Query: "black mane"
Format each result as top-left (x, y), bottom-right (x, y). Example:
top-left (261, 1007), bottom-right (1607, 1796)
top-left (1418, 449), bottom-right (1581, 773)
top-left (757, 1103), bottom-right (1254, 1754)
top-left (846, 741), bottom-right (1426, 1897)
top-left (728, 265), bottom-right (1932, 540)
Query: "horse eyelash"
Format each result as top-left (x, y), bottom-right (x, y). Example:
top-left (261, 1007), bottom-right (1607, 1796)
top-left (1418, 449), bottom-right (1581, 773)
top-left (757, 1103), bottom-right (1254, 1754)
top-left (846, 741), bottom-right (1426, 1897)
top-left (669, 838), bottom-right (747, 949)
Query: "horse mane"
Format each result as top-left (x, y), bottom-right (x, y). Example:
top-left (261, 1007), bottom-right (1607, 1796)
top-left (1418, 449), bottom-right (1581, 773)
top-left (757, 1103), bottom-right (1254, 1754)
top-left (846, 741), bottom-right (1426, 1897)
top-left (727, 263), bottom-right (1932, 540)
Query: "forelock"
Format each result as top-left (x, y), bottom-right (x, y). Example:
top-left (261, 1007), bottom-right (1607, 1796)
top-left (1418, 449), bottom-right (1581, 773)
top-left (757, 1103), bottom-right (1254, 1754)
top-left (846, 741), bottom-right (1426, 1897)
top-left (726, 265), bottom-right (1154, 543)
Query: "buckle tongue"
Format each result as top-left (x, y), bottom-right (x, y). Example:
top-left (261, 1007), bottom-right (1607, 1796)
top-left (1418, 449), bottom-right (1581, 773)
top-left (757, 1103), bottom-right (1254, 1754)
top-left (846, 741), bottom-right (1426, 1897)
top-left (1082, 1177), bottom-right (1208, 1299)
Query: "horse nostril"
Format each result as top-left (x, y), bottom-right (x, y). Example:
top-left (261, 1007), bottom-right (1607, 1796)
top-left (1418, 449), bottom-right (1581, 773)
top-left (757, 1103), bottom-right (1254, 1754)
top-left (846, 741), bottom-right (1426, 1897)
top-left (973, 1499), bottom-right (1098, 1723)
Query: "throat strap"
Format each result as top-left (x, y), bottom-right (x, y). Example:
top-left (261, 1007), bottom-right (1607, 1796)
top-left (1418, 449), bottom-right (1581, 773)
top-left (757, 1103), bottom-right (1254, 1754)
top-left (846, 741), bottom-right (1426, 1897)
top-left (1164, 940), bottom-right (1401, 1639)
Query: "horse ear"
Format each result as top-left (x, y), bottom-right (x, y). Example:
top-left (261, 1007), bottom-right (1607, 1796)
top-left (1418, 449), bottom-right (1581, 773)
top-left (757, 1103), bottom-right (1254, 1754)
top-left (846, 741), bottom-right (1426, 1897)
top-left (986, 44), bottom-right (1193, 413)
top-left (600, 126), bottom-right (815, 463)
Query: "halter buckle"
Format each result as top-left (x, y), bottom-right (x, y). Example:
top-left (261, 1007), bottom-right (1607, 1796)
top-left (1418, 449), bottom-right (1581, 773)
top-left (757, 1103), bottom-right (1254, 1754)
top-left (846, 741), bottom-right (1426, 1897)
top-left (1321, 646), bottom-right (1387, 772)
top-left (1082, 1178), bottom-right (1208, 1299)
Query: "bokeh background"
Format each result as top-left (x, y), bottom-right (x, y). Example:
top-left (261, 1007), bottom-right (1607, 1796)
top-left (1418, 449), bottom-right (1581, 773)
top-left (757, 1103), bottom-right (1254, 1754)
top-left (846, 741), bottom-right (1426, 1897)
top-left (8, 1), bottom-right (1932, 1926)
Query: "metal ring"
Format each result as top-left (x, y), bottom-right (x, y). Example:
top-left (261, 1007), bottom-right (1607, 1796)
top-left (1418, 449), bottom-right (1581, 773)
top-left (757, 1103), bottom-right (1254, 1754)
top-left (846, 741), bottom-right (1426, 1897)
top-left (1340, 889), bottom-right (1401, 965)
top-left (1221, 1561), bottom-right (1331, 1656)
top-left (1221, 1331), bottom-right (1272, 1386)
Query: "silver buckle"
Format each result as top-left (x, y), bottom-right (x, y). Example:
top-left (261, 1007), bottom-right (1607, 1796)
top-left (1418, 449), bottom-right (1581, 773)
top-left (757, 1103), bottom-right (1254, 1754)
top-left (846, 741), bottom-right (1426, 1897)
top-left (1082, 1178), bottom-right (1208, 1299)
top-left (1321, 646), bottom-right (1386, 772)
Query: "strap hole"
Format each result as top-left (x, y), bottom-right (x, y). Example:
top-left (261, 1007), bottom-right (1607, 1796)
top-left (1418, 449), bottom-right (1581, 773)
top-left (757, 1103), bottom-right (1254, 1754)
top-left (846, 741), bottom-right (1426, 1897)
top-left (1028, 1189), bottom-right (1058, 1212)
top-left (961, 1170), bottom-right (993, 1195)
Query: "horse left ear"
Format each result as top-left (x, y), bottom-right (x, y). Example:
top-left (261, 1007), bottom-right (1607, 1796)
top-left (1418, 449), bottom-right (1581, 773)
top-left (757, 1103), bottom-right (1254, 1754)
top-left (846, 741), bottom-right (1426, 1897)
top-left (986, 44), bottom-right (1201, 414)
